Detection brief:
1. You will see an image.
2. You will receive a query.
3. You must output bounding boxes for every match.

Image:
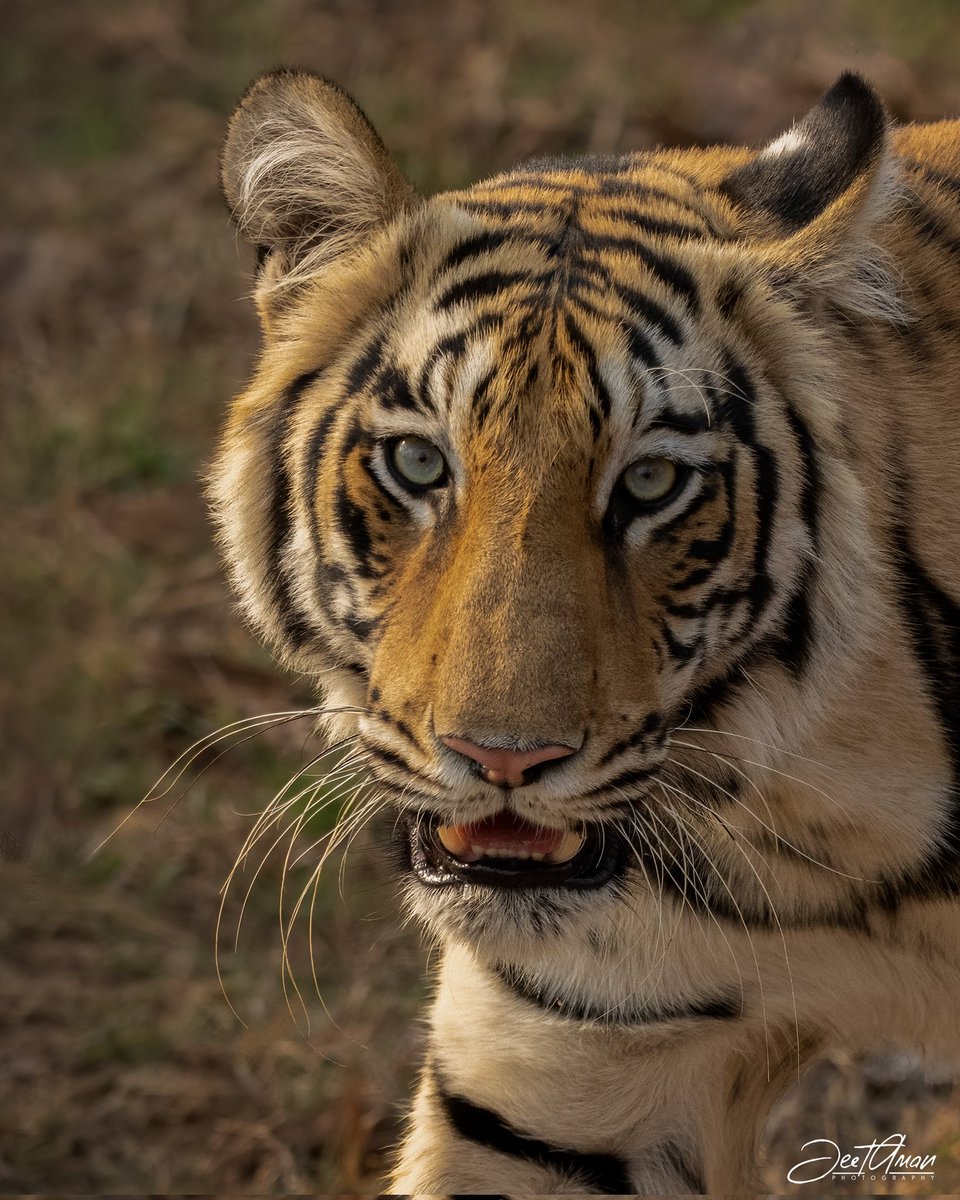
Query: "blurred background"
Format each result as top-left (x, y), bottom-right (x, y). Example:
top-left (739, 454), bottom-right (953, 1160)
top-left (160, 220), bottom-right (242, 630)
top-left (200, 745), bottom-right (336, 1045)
top-left (4, 0), bottom-right (960, 1192)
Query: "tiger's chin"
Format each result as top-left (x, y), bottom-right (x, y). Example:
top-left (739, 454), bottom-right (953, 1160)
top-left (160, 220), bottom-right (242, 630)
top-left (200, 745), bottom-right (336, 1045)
top-left (396, 811), bottom-right (630, 950)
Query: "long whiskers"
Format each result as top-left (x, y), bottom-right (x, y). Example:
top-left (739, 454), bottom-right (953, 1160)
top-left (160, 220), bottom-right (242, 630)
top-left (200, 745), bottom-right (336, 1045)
top-left (667, 749), bottom-right (874, 881)
top-left (659, 777), bottom-right (804, 1078)
top-left (673, 722), bottom-right (831, 770)
top-left (214, 736), bottom-right (365, 1025)
top-left (91, 704), bottom-right (370, 855)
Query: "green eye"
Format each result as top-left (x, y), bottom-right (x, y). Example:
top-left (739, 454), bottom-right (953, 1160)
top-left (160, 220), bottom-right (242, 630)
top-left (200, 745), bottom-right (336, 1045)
top-left (389, 436), bottom-right (447, 489)
top-left (621, 457), bottom-right (680, 505)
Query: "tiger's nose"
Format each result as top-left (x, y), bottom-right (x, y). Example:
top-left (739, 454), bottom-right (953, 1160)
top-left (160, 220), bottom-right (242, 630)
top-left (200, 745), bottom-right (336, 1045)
top-left (439, 735), bottom-right (577, 788)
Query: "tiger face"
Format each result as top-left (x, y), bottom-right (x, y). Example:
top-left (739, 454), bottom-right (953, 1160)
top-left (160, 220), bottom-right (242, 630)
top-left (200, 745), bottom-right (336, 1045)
top-left (214, 71), bottom-right (894, 951)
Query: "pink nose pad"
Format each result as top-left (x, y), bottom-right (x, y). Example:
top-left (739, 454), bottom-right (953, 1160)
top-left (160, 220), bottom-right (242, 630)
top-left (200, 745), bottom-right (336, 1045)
top-left (440, 735), bottom-right (576, 788)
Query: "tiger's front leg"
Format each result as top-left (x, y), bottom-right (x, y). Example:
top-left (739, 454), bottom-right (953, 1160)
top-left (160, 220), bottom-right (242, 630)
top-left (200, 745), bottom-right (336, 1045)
top-left (392, 945), bottom-right (800, 1196)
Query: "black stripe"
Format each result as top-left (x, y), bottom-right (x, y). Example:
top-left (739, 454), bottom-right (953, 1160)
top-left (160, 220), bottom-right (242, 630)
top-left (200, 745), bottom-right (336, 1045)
top-left (303, 404), bottom-right (346, 617)
top-left (566, 288), bottom-right (662, 371)
top-left (334, 421), bottom-right (376, 580)
top-left (672, 562), bottom-right (720, 591)
top-left (904, 194), bottom-right (960, 267)
top-left (621, 318), bottom-right (660, 369)
top-left (615, 283), bottom-right (684, 344)
top-left (415, 332), bottom-right (465, 410)
top-left (783, 401), bottom-right (821, 545)
top-left (365, 739), bottom-right (416, 777)
top-left (717, 354), bottom-right (756, 440)
top-left (496, 962), bottom-right (741, 1026)
top-left (304, 404), bottom-right (339, 555)
top-left (375, 364), bottom-right (418, 412)
top-left (455, 196), bottom-right (556, 220)
top-left (684, 664), bottom-right (742, 726)
top-left (435, 270), bottom-right (546, 310)
top-left (651, 404), bottom-right (713, 436)
top-left (578, 230), bottom-right (700, 309)
top-left (686, 520), bottom-right (735, 565)
top-left (768, 400), bottom-right (820, 673)
top-left (598, 712), bottom-right (664, 767)
top-left (436, 1075), bottom-right (633, 1194)
top-left (343, 611), bottom-right (379, 641)
top-left (764, 564), bottom-right (814, 676)
top-left (472, 366), bottom-right (498, 430)
top-left (596, 176), bottom-right (708, 215)
top-left (345, 332), bottom-right (387, 396)
top-left (715, 275), bottom-right (746, 319)
top-left (661, 618), bottom-right (702, 665)
top-left (267, 369), bottom-right (324, 648)
top-left (745, 442), bottom-right (778, 623)
top-left (563, 311), bottom-right (611, 419)
top-left (597, 207), bottom-right (705, 241)
top-left (470, 169), bottom-right (713, 228)
top-left (718, 356), bottom-right (778, 625)
top-left (441, 229), bottom-right (511, 272)
top-left (889, 523), bottom-right (960, 898)
top-left (909, 160), bottom-right (960, 197)
top-left (482, 174), bottom-right (590, 195)
top-left (663, 599), bottom-right (703, 619)
top-left (654, 461), bottom-right (731, 554)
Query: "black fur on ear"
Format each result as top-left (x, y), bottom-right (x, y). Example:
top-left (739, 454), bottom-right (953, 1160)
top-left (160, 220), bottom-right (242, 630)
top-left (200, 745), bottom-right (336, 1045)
top-left (718, 73), bottom-right (888, 233)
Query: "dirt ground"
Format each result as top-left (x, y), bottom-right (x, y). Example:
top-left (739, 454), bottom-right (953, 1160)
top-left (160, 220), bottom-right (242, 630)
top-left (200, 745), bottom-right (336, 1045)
top-left (4, 0), bottom-right (960, 1192)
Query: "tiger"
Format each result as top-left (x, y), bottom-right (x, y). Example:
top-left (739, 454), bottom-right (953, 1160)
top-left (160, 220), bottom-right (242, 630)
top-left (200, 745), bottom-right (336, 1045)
top-left (212, 68), bottom-right (960, 1194)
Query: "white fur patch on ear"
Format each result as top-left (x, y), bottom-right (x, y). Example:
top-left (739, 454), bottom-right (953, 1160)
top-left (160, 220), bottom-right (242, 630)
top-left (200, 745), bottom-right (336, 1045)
top-left (721, 73), bottom-right (908, 322)
top-left (761, 129), bottom-right (808, 159)
top-left (220, 69), bottom-right (413, 282)
top-left (720, 73), bottom-right (888, 233)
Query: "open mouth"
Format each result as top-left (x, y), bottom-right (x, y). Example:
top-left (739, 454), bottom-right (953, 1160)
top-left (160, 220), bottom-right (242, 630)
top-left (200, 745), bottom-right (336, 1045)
top-left (406, 810), bottom-right (624, 889)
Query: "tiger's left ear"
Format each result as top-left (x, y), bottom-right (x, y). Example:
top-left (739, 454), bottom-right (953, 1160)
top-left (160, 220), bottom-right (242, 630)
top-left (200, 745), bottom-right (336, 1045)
top-left (718, 73), bottom-right (896, 303)
top-left (220, 69), bottom-right (415, 302)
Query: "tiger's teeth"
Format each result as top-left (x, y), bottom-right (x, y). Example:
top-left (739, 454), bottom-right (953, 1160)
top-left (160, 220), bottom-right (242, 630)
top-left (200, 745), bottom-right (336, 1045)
top-left (436, 824), bottom-right (584, 865)
top-left (545, 830), bottom-right (585, 864)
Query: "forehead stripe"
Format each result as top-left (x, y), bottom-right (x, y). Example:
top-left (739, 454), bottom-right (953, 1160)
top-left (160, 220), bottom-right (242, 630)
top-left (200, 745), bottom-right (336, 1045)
top-left (596, 207), bottom-right (706, 242)
top-left (435, 269), bottom-right (549, 310)
top-left (580, 229), bottom-right (700, 310)
top-left (472, 365), bottom-right (499, 430)
top-left (440, 229), bottom-right (511, 272)
top-left (374, 364), bottom-right (423, 413)
top-left (562, 310), bottom-right (612, 420)
top-left (345, 330), bottom-right (387, 395)
top-left (614, 283), bottom-right (685, 345)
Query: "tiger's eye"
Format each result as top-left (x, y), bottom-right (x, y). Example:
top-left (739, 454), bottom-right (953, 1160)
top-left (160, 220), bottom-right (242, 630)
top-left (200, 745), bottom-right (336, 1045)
top-left (390, 437), bottom-right (446, 488)
top-left (622, 457), bottom-right (679, 504)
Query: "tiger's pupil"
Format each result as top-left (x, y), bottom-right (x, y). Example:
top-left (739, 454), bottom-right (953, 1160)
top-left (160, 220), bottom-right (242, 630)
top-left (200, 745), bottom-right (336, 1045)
top-left (391, 437), bottom-right (446, 487)
top-left (622, 457), bottom-right (678, 504)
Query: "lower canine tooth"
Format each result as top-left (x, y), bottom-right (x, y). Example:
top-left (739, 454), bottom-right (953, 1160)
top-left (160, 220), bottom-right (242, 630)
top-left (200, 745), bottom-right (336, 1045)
top-left (437, 825), bottom-right (472, 858)
top-left (545, 830), bottom-right (585, 864)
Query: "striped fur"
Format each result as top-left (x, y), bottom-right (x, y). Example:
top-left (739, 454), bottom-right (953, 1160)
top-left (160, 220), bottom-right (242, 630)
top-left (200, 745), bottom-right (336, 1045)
top-left (214, 71), bottom-right (960, 1192)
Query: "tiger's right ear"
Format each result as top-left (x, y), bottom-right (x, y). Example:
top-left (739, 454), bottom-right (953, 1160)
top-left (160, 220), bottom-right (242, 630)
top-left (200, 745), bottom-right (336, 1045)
top-left (220, 69), bottom-right (414, 289)
top-left (715, 73), bottom-right (898, 314)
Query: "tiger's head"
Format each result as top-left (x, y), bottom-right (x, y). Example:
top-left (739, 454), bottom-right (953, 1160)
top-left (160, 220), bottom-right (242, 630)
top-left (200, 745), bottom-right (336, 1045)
top-left (213, 71), bottom-right (895, 953)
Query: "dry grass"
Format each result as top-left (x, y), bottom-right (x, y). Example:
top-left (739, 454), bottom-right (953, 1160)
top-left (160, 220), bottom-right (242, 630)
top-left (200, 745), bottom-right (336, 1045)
top-left (4, 0), bottom-right (960, 1191)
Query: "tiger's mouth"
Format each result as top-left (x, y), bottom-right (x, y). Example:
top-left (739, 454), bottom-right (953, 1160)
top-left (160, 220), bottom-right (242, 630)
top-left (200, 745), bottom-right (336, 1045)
top-left (406, 810), bottom-right (625, 889)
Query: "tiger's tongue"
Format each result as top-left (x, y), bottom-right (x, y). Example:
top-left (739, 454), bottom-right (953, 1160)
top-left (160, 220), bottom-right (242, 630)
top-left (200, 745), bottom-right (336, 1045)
top-left (436, 812), bottom-right (584, 864)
